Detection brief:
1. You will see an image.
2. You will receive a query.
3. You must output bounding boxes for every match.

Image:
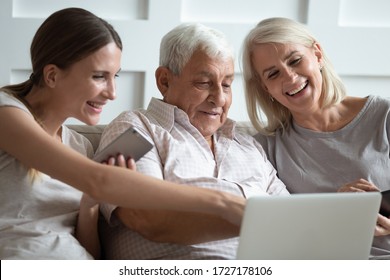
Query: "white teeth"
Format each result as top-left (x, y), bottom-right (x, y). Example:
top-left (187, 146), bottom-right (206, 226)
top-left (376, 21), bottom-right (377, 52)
top-left (287, 81), bottom-right (308, 96)
top-left (88, 102), bottom-right (103, 109)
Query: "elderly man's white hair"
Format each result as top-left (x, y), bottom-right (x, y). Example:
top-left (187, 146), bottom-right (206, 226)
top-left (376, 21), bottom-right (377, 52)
top-left (159, 23), bottom-right (234, 75)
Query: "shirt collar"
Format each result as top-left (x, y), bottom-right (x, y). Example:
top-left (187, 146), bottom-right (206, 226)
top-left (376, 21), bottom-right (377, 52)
top-left (146, 97), bottom-right (239, 141)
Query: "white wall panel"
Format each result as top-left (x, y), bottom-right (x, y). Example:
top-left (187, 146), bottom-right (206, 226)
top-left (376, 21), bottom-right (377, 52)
top-left (12, 0), bottom-right (148, 19)
top-left (308, 0), bottom-right (390, 99)
top-left (339, 0), bottom-right (390, 27)
top-left (1, 0), bottom-right (389, 125)
top-left (181, 0), bottom-right (308, 23)
top-left (342, 75), bottom-right (390, 98)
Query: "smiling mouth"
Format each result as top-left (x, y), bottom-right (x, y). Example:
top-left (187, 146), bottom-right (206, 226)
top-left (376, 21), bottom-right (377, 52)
top-left (285, 81), bottom-right (308, 96)
top-left (203, 111), bottom-right (221, 117)
top-left (87, 101), bottom-right (104, 109)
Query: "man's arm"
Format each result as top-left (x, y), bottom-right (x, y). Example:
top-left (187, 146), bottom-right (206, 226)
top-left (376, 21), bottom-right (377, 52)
top-left (115, 207), bottom-right (240, 245)
top-left (76, 194), bottom-right (100, 259)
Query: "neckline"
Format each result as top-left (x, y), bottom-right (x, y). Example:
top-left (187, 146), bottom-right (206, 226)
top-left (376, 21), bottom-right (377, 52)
top-left (292, 95), bottom-right (374, 137)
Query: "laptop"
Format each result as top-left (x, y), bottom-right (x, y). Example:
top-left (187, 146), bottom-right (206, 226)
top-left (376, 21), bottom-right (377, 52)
top-left (236, 192), bottom-right (381, 260)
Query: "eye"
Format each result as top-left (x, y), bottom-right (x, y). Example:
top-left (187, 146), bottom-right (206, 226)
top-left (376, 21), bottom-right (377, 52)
top-left (267, 70), bottom-right (279, 80)
top-left (222, 77), bottom-right (233, 88)
top-left (92, 72), bottom-right (108, 80)
top-left (222, 84), bottom-right (232, 93)
top-left (289, 56), bottom-right (302, 66)
top-left (93, 73), bottom-right (119, 80)
top-left (195, 81), bottom-right (211, 89)
top-left (222, 81), bottom-right (232, 91)
top-left (93, 75), bottom-right (105, 80)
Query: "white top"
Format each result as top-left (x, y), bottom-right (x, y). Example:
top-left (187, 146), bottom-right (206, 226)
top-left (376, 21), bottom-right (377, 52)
top-left (98, 97), bottom-right (288, 259)
top-left (0, 92), bottom-right (94, 259)
top-left (256, 95), bottom-right (390, 259)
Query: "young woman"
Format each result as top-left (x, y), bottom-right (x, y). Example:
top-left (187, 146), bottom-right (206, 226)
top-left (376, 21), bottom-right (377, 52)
top-left (0, 7), bottom-right (245, 259)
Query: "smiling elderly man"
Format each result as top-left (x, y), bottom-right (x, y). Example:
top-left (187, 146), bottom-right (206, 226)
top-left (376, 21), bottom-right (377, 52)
top-left (97, 23), bottom-right (289, 260)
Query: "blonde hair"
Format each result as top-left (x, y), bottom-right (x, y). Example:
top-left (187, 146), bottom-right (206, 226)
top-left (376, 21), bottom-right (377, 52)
top-left (241, 17), bottom-right (346, 135)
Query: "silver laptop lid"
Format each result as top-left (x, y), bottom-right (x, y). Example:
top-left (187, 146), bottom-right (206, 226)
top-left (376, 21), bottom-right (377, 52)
top-left (236, 192), bottom-right (381, 260)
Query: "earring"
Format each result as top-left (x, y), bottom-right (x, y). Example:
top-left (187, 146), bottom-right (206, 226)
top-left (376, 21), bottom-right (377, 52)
top-left (269, 95), bottom-right (274, 102)
top-left (319, 64), bottom-right (323, 72)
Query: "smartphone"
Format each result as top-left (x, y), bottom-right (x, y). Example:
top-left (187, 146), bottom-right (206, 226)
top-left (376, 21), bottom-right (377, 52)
top-left (380, 190), bottom-right (390, 217)
top-left (93, 126), bottom-right (154, 164)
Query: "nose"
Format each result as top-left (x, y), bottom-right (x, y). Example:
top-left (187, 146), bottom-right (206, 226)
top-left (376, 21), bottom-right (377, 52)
top-left (104, 77), bottom-right (116, 100)
top-left (208, 85), bottom-right (226, 106)
top-left (283, 67), bottom-right (297, 80)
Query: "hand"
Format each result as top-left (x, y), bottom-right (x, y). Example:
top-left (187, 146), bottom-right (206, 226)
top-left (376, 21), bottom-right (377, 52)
top-left (374, 214), bottom-right (390, 236)
top-left (219, 192), bottom-right (246, 226)
top-left (104, 154), bottom-right (136, 170)
top-left (337, 178), bottom-right (380, 193)
top-left (80, 192), bottom-right (98, 209)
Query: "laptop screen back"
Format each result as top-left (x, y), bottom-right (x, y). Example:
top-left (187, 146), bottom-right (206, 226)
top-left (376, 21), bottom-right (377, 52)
top-left (236, 192), bottom-right (381, 260)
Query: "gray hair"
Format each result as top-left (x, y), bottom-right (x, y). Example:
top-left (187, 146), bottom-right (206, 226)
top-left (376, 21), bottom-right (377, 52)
top-left (241, 17), bottom-right (346, 135)
top-left (160, 23), bottom-right (234, 75)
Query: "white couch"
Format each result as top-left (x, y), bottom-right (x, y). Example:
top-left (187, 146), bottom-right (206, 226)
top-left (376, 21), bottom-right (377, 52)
top-left (67, 124), bottom-right (106, 152)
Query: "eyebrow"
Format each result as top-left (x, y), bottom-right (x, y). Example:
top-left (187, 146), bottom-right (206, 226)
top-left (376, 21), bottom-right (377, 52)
top-left (92, 68), bottom-right (122, 74)
top-left (261, 50), bottom-right (299, 77)
top-left (196, 71), bottom-right (235, 80)
top-left (225, 73), bottom-right (235, 80)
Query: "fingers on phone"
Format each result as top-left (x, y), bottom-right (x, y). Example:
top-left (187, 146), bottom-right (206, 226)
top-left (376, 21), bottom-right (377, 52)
top-left (116, 154), bottom-right (127, 167)
top-left (127, 158), bottom-right (136, 170)
top-left (100, 154), bottom-right (135, 169)
top-left (108, 156), bottom-right (116, 166)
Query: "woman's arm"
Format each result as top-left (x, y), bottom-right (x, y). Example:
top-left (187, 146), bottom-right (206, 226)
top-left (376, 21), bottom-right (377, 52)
top-left (0, 107), bottom-right (245, 225)
top-left (76, 153), bottom-right (137, 258)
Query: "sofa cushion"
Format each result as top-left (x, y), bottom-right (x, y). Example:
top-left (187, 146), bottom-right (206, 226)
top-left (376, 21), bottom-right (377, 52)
top-left (67, 125), bottom-right (105, 152)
